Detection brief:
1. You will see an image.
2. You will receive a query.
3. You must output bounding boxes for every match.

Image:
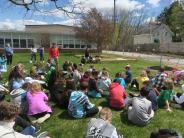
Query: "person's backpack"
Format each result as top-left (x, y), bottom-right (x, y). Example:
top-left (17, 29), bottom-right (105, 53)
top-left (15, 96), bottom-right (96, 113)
top-left (150, 129), bottom-right (182, 138)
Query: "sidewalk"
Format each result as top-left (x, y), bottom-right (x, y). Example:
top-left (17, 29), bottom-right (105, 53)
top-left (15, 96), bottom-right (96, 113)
top-left (102, 50), bottom-right (184, 67)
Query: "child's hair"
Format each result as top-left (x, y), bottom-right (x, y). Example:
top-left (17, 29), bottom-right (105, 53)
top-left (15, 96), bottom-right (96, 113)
top-left (80, 82), bottom-right (88, 90)
top-left (99, 108), bottom-right (112, 123)
top-left (0, 101), bottom-right (20, 121)
top-left (31, 82), bottom-right (42, 92)
top-left (164, 79), bottom-right (173, 90)
top-left (140, 70), bottom-right (147, 77)
top-left (125, 64), bottom-right (130, 70)
top-left (22, 82), bottom-right (31, 91)
top-left (73, 63), bottom-right (78, 70)
top-left (92, 70), bottom-right (99, 77)
top-left (140, 87), bottom-right (149, 97)
top-left (159, 67), bottom-right (165, 72)
top-left (146, 68), bottom-right (151, 74)
top-left (102, 71), bottom-right (109, 77)
top-left (66, 79), bottom-right (76, 90)
top-left (115, 72), bottom-right (121, 78)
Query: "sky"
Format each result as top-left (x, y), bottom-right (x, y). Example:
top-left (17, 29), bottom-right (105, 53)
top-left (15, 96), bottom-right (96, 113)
top-left (0, 0), bottom-right (175, 30)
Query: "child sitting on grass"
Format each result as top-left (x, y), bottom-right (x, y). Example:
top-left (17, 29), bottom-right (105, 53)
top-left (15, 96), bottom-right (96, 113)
top-left (27, 82), bottom-right (52, 124)
top-left (0, 101), bottom-right (50, 138)
top-left (124, 64), bottom-right (132, 86)
top-left (128, 87), bottom-right (154, 126)
top-left (114, 72), bottom-right (126, 89)
top-left (131, 70), bottom-right (149, 90)
top-left (157, 79), bottom-right (173, 112)
top-left (68, 82), bottom-right (99, 119)
top-left (86, 108), bottom-right (122, 138)
top-left (109, 79), bottom-right (127, 110)
top-left (98, 71), bottom-right (111, 93)
top-left (88, 70), bottom-right (103, 98)
top-left (171, 84), bottom-right (184, 109)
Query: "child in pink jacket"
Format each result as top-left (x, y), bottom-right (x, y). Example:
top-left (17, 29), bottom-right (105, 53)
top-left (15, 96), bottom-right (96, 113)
top-left (27, 82), bottom-right (52, 124)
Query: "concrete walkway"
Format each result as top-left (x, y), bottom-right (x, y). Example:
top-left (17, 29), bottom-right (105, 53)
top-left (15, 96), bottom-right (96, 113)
top-left (103, 50), bottom-right (184, 67)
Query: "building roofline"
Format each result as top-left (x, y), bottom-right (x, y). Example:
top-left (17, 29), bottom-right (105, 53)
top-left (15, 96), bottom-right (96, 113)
top-left (25, 24), bottom-right (75, 28)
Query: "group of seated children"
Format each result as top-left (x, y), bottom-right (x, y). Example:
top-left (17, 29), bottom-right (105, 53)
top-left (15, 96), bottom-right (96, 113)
top-left (0, 58), bottom-right (184, 137)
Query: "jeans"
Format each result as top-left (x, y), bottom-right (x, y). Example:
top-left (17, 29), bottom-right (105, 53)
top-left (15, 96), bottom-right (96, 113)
top-left (21, 125), bottom-right (36, 137)
top-left (40, 54), bottom-right (44, 61)
top-left (6, 54), bottom-right (13, 65)
top-left (31, 53), bottom-right (36, 62)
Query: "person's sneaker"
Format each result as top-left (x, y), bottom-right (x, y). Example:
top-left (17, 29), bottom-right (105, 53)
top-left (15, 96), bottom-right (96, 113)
top-left (98, 106), bottom-right (102, 112)
top-left (37, 131), bottom-right (48, 138)
top-left (37, 114), bottom-right (51, 124)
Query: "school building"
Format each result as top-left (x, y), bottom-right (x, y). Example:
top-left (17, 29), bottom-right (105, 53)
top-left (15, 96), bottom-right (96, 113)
top-left (0, 24), bottom-right (97, 52)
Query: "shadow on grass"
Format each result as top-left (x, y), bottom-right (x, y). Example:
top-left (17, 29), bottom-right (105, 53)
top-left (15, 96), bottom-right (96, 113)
top-left (99, 100), bottom-right (108, 107)
top-left (120, 110), bottom-right (136, 127)
top-left (58, 110), bottom-right (75, 120)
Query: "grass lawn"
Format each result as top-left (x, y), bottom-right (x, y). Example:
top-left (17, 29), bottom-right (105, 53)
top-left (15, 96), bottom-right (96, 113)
top-left (3, 52), bottom-right (184, 138)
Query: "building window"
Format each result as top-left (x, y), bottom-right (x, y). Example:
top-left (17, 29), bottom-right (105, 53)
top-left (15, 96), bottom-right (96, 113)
top-left (28, 39), bottom-right (34, 48)
top-left (75, 40), bottom-right (80, 48)
top-left (69, 40), bottom-right (74, 48)
top-left (5, 39), bottom-right (11, 46)
top-left (0, 38), bottom-right (4, 48)
top-left (81, 45), bottom-right (86, 49)
top-left (57, 40), bottom-right (63, 48)
top-left (75, 44), bottom-right (80, 48)
top-left (63, 40), bottom-right (68, 48)
top-left (87, 45), bottom-right (91, 48)
top-left (13, 39), bottom-right (19, 48)
top-left (20, 39), bottom-right (27, 48)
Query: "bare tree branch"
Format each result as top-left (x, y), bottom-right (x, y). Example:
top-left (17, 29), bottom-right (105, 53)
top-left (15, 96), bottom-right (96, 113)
top-left (8, 0), bottom-right (83, 17)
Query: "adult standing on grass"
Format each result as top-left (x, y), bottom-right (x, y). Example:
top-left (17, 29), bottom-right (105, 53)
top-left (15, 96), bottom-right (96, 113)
top-left (30, 46), bottom-right (37, 63)
top-left (38, 46), bottom-right (44, 63)
top-left (49, 43), bottom-right (59, 65)
top-left (4, 43), bottom-right (13, 65)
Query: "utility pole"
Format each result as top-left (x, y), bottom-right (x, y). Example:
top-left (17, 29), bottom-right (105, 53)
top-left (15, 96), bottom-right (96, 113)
top-left (114, 0), bottom-right (116, 29)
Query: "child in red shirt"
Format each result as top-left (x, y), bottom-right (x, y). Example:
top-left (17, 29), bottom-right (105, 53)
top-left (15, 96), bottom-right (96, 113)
top-left (109, 80), bottom-right (127, 110)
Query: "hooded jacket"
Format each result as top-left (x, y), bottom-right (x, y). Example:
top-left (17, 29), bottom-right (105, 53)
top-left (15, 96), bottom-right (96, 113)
top-left (109, 82), bottom-right (126, 109)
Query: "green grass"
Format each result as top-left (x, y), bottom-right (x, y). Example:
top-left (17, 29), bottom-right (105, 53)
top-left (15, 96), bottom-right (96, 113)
top-left (3, 53), bottom-right (184, 138)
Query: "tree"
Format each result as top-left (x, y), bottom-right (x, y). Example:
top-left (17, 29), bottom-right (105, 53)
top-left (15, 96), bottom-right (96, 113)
top-left (8, 0), bottom-right (83, 17)
top-left (109, 8), bottom-right (146, 51)
top-left (75, 8), bottom-right (114, 53)
top-left (157, 1), bottom-right (184, 41)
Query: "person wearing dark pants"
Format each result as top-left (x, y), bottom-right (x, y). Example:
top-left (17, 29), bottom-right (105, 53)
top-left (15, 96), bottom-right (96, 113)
top-left (4, 43), bottom-right (13, 65)
top-left (30, 46), bottom-right (37, 63)
top-left (39, 46), bottom-right (44, 63)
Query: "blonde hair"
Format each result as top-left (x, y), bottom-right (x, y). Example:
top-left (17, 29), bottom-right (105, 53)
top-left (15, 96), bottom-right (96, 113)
top-left (31, 82), bottom-right (42, 93)
top-left (164, 79), bottom-right (173, 90)
top-left (99, 108), bottom-right (112, 123)
top-left (140, 70), bottom-right (147, 77)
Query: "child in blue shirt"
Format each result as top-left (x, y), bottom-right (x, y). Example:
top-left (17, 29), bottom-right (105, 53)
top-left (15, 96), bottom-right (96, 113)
top-left (68, 82), bottom-right (99, 119)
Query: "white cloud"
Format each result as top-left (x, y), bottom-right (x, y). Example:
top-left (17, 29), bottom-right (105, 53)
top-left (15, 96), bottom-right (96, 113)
top-left (35, 0), bottom-right (145, 19)
top-left (147, 0), bottom-right (161, 6)
top-left (0, 19), bottom-right (47, 30)
top-left (53, 18), bottom-right (81, 26)
top-left (144, 17), bottom-right (156, 23)
top-left (74, 0), bottom-right (145, 11)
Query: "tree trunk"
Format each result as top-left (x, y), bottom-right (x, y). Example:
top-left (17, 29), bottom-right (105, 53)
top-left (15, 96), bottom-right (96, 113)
top-left (97, 44), bottom-right (102, 53)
